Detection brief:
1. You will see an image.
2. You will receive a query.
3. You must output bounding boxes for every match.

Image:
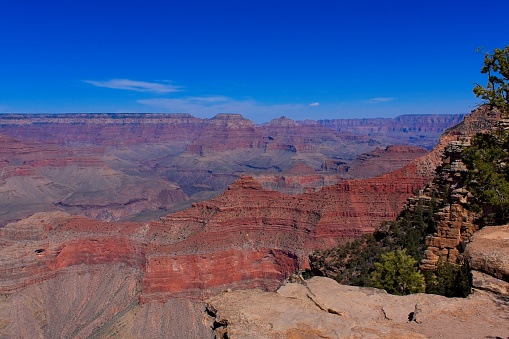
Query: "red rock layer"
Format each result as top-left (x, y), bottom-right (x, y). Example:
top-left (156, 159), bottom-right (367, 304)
top-left (0, 112), bottom-right (463, 226)
top-left (0, 161), bottom-right (427, 302)
top-left (255, 145), bottom-right (427, 194)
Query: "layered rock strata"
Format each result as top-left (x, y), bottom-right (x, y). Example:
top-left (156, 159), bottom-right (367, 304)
top-left (0, 113), bottom-right (460, 225)
top-left (0, 112), bottom-right (473, 337)
top-left (0, 263), bottom-right (212, 338)
top-left (255, 145), bottom-right (428, 194)
top-left (0, 163), bottom-right (428, 304)
top-left (0, 109), bottom-right (474, 303)
top-left (418, 106), bottom-right (502, 269)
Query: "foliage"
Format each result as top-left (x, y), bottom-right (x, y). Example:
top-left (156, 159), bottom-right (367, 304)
top-left (307, 195), bottom-right (472, 297)
top-left (462, 130), bottom-right (509, 225)
top-left (370, 250), bottom-right (425, 295)
top-left (424, 260), bottom-right (471, 298)
top-left (308, 198), bottom-right (439, 288)
top-left (473, 45), bottom-right (509, 113)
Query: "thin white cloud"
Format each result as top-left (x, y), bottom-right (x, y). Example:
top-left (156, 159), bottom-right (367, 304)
top-left (364, 97), bottom-right (396, 104)
top-left (84, 79), bottom-right (181, 93)
top-left (183, 96), bottom-right (231, 104)
top-left (309, 102), bottom-right (320, 107)
top-left (137, 96), bottom-right (307, 122)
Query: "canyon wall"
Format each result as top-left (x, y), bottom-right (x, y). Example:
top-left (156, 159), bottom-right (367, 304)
top-left (416, 106), bottom-right (502, 270)
top-left (0, 113), bottom-right (462, 225)
top-left (0, 110), bottom-right (471, 303)
top-left (0, 111), bottom-right (471, 337)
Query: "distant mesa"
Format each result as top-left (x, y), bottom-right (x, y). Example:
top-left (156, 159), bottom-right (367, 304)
top-left (211, 113), bottom-right (245, 119)
top-left (265, 116), bottom-right (298, 127)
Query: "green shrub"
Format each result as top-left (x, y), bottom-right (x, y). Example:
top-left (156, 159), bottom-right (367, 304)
top-left (424, 260), bottom-right (471, 297)
top-left (463, 130), bottom-right (509, 225)
top-left (370, 250), bottom-right (425, 295)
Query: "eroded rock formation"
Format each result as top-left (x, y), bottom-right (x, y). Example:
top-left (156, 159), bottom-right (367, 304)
top-left (0, 164), bottom-right (428, 304)
top-left (419, 106), bottom-right (502, 269)
top-left (0, 111), bottom-right (477, 337)
top-left (0, 112), bottom-right (462, 225)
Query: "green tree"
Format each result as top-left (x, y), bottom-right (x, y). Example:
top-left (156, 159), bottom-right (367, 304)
top-left (473, 45), bottom-right (509, 113)
top-left (463, 130), bottom-right (509, 225)
top-left (370, 250), bottom-right (425, 295)
top-left (424, 260), bottom-right (471, 297)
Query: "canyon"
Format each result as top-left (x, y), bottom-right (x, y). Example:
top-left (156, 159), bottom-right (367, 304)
top-left (0, 113), bottom-right (461, 225)
top-left (1, 110), bottom-right (495, 338)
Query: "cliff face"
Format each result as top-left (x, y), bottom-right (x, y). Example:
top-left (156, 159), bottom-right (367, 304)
top-left (0, 262), bottom-right (212, 339)
top-left (0, 161), bottom-right (429, 336)
top-left (255, 145), bottom-right (428, 194)
top-left (0, 113), bottom-right (462, 225)
top-left (0, 111), bottom-right (466, 300)
top-left (417, 106), bottom-right (502, 270)
top-left (0, 166), bottom-right (427, 302)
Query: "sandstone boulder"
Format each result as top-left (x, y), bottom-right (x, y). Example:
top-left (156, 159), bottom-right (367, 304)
top-left (464, 225), bottom-right (509, 282)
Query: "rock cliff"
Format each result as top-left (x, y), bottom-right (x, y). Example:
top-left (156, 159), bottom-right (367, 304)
top-left (0, 111), bottom-right (465, 299)
top-left (418, 106), bottom-right (502, 269)
top-left (0, 113), bottom-right (462, 225)
top-left (0, 165), bottom-right (427, 303)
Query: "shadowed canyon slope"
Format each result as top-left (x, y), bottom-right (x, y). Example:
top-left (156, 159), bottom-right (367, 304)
top-left (0, 113), bottom-right (462, 225)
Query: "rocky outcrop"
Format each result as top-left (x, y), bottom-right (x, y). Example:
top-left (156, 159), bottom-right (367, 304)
top-left (419, 139), bottom-right (479, 269)
top-left (206, 276), bottom-right (509, 339)
top-left (464, 225), bottom-right (509, 295)
top-left (397, 106), bottom-right (502, 270)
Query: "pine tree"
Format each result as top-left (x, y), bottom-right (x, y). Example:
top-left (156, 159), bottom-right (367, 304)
top-left (370, 250), bottom-right (425, 295)
top-left (473, 45), bottom-right (509, 114)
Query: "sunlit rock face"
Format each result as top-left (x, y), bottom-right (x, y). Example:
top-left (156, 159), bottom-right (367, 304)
top-left (0, 110), bottom-right (466, 301)
top-left (206, 276), bottom-right (509, 339)
top-left (0, 113), bottom-right (462, 225)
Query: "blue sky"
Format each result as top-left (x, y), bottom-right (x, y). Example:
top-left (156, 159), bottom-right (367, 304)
top-left (0, 0), bottom-right (507, 123)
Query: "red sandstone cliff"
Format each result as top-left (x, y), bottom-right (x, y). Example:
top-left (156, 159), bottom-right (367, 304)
top-left (0, 113), bottom-right (462, 225)
top-left (0, 164), bottom-right (428, 306)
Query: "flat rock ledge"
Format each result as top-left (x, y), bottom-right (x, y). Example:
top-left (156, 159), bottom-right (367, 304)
top-left (205, 276), bottom-right (509, 339)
